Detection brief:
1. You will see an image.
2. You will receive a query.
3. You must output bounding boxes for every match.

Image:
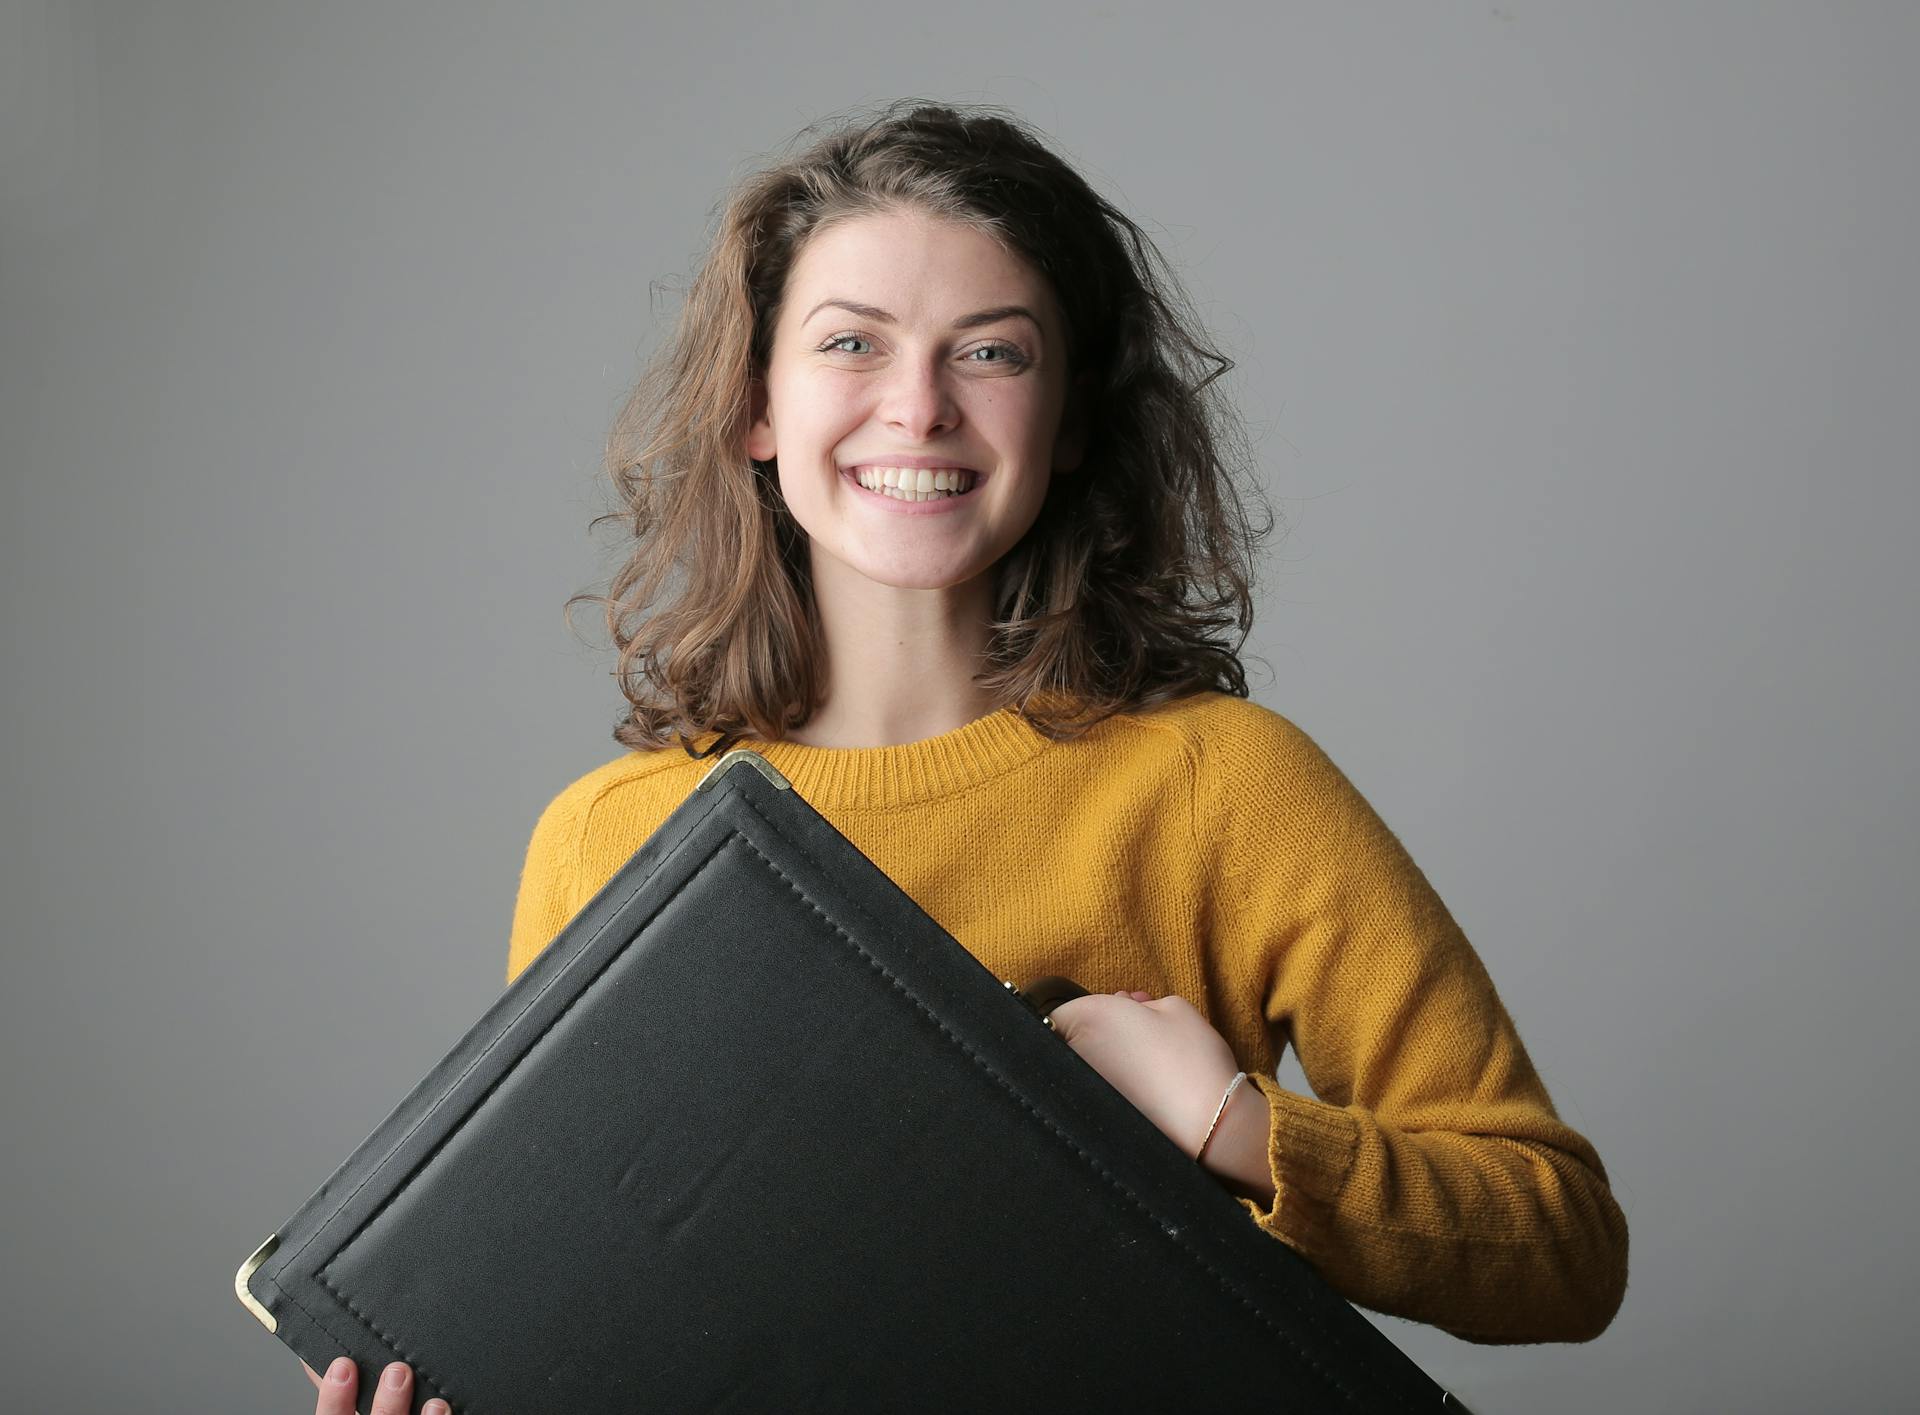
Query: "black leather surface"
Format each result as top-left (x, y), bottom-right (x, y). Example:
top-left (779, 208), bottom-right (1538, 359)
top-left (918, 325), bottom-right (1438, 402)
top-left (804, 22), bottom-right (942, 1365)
top-left (241, 753), bottom-right (1454, 1412)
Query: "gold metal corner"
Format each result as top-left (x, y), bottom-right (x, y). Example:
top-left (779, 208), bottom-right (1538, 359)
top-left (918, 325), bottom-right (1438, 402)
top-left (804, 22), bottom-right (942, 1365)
top-left (235, 1233), bottom-right (280, 1332)
top-left (696, 748), bottom-right (791, 792)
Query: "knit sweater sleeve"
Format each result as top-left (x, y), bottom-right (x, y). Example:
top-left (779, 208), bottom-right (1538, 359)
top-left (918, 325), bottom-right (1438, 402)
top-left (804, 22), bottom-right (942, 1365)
top-left (1199, 706), bottom-right (1629, 1344)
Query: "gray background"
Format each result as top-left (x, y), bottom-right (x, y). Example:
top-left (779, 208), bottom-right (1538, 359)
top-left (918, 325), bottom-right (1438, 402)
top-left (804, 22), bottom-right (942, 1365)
top-left (4, 3), bottom-right (1914, 1411)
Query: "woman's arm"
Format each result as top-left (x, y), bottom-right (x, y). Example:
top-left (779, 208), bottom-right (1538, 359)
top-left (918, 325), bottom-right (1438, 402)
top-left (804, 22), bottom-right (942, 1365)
top-left (1220, 1069), bottom-right (1628, 1345)
top-left (1053, 974), bottom-right (1626, 1345)
top-left (1195, 706), bottom-right (1630, 1345)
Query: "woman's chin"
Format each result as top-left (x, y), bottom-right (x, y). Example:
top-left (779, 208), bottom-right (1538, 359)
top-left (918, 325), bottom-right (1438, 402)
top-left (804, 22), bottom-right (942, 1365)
top-left (860, 571), bottom-right (979, 594)
top-left (840, 562), bottom-right (993, 596)
top-left (805, 540), bottom-right (1000, 598)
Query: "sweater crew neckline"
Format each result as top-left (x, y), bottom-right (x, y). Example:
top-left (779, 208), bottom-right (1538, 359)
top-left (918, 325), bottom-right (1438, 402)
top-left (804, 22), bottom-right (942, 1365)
top-left (711, 708), bottom-right (1050, 811)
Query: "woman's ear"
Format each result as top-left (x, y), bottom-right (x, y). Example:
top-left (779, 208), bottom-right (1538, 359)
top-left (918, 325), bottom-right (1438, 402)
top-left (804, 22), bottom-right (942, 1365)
top-left (1052, 371), bottom-right (1095, 474)
top-left (744, 373), bottom-right (775, 462)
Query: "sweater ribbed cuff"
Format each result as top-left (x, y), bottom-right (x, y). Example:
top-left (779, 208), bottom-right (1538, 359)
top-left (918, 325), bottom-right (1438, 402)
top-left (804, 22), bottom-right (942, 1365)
top-left (1235, 1070), bottom-right (1362, 1256)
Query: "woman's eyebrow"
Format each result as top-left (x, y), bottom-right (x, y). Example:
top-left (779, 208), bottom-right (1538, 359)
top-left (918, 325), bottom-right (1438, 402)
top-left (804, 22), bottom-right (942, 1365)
top-left (802, 298), bottom-right (1040, 333)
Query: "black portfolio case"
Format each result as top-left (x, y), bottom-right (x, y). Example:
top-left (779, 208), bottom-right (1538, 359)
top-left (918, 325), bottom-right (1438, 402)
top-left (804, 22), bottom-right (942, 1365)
top-left (236, 749), bottom-right (1466, 1412)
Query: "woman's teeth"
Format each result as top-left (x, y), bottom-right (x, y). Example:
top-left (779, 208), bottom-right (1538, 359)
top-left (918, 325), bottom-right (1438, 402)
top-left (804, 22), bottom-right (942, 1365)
top-left (854, 466), bottom-right (976, 501)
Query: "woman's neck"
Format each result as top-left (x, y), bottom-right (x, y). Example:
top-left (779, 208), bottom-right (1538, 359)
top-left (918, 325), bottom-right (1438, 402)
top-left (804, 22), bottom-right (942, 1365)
top-left (787, 557), bottom-right (1000, 749)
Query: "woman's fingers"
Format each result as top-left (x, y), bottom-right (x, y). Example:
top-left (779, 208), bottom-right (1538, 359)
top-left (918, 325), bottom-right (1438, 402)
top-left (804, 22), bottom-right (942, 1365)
top-left (304, 1356), bottom-right (452, 1415)
top-left (368, 1361), bottom-right (451, 1415)
top-left (369, 1361), bottom-right (415, 1415)
top-left (309, 1357), bottom-right (355, 1415)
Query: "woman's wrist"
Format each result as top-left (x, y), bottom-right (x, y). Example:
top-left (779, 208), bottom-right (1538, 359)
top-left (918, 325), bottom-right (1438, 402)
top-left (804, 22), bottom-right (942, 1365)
top-left (1196, 1075), bottom-right (1278, 1206)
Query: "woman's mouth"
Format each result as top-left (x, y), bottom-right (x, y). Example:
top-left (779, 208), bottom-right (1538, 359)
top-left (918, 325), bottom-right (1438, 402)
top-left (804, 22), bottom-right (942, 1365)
top-left (844, 465), bottom-right (980, 503)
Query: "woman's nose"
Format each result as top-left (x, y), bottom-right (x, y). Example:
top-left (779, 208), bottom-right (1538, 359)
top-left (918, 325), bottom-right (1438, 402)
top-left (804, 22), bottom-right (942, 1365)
top-left (878, 356), bottom-right (960, 439)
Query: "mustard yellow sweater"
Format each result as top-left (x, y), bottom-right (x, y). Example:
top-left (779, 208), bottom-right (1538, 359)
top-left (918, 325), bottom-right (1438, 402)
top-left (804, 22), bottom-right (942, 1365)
top-left (506, 691), bottom-right (1628, 1344)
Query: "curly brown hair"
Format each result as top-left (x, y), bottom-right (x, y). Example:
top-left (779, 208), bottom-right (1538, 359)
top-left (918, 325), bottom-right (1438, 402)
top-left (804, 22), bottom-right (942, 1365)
top-left (568, 98), bottom-right (1275, 757)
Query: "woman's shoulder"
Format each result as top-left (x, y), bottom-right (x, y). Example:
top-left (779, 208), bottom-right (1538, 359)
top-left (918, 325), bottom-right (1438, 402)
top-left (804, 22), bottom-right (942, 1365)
top-left (523, 742), bottom-right (711, 854)
top-left (1123, 690), bottom-right (1334, 771)
top-left (508, 743), bottom-right (708, 973)
top-left (1122, 691), bottom-right (1373, 828)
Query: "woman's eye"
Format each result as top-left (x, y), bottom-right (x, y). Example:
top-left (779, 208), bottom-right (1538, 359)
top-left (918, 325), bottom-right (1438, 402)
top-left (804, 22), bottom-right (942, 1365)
top-left (967, 342), bottom-right (1027, 366)
top-left (820, 334), bottom-right (873, 355)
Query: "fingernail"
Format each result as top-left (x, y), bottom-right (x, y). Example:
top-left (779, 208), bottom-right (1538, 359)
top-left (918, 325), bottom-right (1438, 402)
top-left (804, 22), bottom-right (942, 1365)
top-left (385, 1363), bottom-right (410, 1390)
top-left (424, 1403), bottom-right (450, 1415)
top-left (328, 1357), bottom-right (353, 1385)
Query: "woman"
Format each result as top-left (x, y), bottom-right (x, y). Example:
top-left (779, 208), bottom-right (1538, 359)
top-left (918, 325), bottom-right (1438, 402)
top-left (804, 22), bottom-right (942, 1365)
top-left (305, 99), bottom-right (1627, 1415)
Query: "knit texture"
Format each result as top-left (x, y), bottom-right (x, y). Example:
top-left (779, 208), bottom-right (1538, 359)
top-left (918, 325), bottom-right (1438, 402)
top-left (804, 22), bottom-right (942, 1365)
top-left (506, 692), bottom-right (1629, 1343)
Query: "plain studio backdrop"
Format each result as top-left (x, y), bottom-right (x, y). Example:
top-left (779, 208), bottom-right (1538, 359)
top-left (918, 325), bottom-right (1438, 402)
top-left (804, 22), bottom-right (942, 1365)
top-left (4, 3), bottom-right (1914, 1411)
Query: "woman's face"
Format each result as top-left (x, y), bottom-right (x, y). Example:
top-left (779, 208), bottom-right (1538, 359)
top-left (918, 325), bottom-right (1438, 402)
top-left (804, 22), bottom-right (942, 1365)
top-left (744, 207), bottom-right (1087, 594)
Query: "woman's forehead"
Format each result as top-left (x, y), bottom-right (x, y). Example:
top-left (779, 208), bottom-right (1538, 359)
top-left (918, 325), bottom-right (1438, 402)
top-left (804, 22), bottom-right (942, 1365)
top-left (782, 210), bottom-right (1059, 334)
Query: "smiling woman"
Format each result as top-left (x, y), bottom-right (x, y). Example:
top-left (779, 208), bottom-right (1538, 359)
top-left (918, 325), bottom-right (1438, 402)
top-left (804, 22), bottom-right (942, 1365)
top-left (572, 100), bottom-right (1265, 754)
top-left (485, 99), bottom-right (1631, 1375)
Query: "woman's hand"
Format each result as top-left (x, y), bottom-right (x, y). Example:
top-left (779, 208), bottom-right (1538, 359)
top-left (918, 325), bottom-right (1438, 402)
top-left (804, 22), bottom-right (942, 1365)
top-left (1047, 989), bottom-right (1243, 1159)
top-left (303, 1357), bottom-right (450, 1415)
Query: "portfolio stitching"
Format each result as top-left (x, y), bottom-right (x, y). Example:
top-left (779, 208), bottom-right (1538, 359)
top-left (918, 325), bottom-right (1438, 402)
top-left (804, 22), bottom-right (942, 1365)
top-left (312, 1273), bottom-right (452, 1406)
top-left (270, 1279), bottom-right (408, 1399)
